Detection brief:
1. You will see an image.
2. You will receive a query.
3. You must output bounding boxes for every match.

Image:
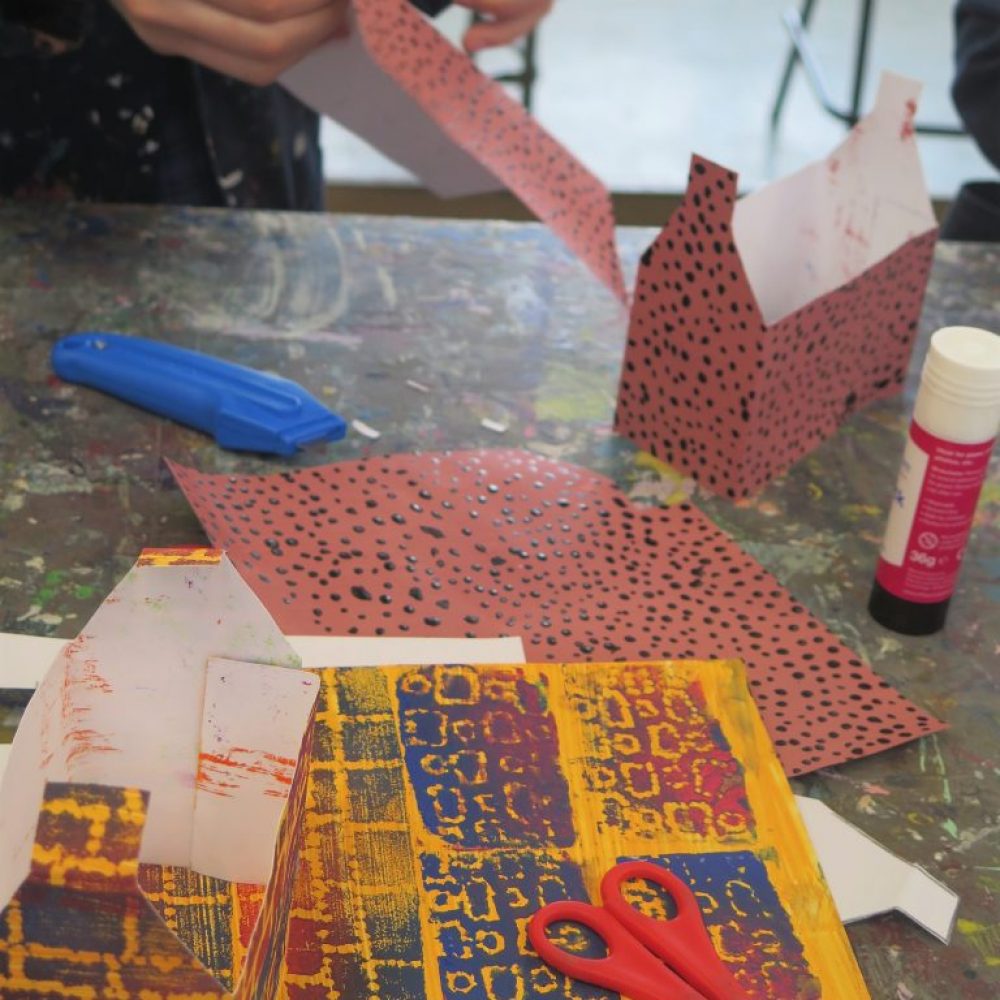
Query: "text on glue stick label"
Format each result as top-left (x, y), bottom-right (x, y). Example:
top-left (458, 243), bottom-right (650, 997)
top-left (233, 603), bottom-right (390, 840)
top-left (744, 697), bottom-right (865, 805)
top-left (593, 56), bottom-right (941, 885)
top-left (876, 422), bottom-right (995, 603)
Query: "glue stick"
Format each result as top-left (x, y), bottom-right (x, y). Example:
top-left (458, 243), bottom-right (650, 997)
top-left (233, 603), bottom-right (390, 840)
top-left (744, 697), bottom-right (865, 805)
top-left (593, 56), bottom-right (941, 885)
top-left (869, 326), bottom-right (1000, 635)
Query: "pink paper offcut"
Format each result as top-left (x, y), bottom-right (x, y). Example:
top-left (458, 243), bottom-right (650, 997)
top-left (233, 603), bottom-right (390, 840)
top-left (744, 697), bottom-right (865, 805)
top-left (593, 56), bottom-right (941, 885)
top-left (169, 450), bottom-right (943, 778)
top-left (353, 0), bottom-right (626, 304)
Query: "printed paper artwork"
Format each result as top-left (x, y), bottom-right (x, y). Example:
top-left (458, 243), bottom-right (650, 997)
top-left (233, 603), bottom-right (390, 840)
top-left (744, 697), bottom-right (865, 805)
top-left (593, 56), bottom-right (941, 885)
top-left (169, 449), bottom-right (942, 778)
top-left (0, 549), bottom-right (318, 999)
top-left (614, 74), bottom-right (938, 497)
top-left (0, 552), bottom-right (869, 998)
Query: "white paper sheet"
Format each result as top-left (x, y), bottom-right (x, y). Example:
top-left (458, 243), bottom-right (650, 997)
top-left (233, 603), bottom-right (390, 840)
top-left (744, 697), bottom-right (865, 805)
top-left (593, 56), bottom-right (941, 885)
top-left (191, 657), bottom-right (318, 881)
top-left (732, 72), bottom-right (936, 324)
top-left (0, 633), bottom-right (66, 689)
top-left (280, 10), bottom-right (501, 199)
top-left (289, 634), bottom-right (525, 667)
top-left (0, 632), bottom-right (526, 689)
top-left (796, 795), bottom-right (958, 943)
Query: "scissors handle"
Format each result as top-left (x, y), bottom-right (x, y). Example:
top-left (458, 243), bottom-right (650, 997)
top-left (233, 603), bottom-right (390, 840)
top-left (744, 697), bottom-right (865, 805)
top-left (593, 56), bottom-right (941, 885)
top-left (528, 900), bottom-right (707, 1000)
top-left (602, 861), bottom-right (750, 1000)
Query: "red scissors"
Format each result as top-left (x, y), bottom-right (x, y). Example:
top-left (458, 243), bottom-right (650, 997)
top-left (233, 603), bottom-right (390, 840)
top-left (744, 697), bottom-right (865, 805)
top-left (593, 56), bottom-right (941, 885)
top-left (528, 860), bottom-right (750, 1000)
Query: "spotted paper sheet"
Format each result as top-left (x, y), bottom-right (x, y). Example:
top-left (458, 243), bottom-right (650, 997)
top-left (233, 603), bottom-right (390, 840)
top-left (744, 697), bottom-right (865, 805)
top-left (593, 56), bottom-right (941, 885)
top-left (170, 449), bottom-right (942, 777)
top-left (353, 0), bottom-right (626, 303)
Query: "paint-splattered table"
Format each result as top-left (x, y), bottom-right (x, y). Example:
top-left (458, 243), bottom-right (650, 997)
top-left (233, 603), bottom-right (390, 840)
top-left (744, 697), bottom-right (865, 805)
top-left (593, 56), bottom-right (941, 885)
top-left (0, 202), bottom-right (996, 998)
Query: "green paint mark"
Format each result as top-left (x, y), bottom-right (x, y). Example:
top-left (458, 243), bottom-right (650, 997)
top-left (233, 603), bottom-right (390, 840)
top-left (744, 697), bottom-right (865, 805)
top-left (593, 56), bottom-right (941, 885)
top-left (742, 542), bottom-right (834, 578)
top-left (941, 818), bottom-right (959, 840)
top-left (957, 919), bottom-right (1000, 967)
top-left (918, 734), bottom-right (952, 803)
top-left (841, 503), bottom-right (882, 522)
top-left (978, 480), bottom-right (1000, 506)
top-left (33, 570), bottom-right (68, 609)
top-left (536, 364), bottom-right (613, 423)
top-left (928, 734), bottom-right (953, 805)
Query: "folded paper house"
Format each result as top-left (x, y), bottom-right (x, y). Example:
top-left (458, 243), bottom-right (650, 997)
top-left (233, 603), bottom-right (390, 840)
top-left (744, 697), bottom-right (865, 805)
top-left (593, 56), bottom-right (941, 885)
top-left (614, 73), bottom-right (938, 497)
top-left (0, 550), bottom-right (871, 998)
top-left (0, 549), bottom-right (319, 998)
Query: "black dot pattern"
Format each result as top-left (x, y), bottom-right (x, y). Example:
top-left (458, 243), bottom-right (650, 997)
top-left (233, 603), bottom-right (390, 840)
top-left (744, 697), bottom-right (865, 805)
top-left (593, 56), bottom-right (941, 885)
top-left (170, 449), bottom-right (942, 778)
top-left (615, 154), bottom-right (939, 498)
top-left (354, 0), bottom-right (626, 302)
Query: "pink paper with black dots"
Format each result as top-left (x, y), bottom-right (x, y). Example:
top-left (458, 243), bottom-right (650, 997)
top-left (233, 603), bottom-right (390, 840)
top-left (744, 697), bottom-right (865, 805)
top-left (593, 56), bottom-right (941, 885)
top-left (615, 154), bottom-right (938, 498)
top-left (169, 450), bottom-right (943, 777)
top-left (352, 0), bottom-right (626, 303)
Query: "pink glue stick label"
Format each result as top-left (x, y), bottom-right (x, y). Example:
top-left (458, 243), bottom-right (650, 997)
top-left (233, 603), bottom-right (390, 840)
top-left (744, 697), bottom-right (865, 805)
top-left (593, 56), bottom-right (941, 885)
top-left (876, 421), bottom-right (995, 604)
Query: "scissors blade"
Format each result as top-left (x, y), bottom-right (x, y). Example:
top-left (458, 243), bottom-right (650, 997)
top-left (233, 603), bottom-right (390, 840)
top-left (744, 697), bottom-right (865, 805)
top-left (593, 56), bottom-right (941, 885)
top-left (601, 861), bottom-right (751, 1000)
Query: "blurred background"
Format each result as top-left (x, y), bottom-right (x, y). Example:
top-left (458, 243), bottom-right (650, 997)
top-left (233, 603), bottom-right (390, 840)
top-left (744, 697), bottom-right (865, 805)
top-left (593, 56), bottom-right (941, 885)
top-left (323, 0), bottom-right (989, 222)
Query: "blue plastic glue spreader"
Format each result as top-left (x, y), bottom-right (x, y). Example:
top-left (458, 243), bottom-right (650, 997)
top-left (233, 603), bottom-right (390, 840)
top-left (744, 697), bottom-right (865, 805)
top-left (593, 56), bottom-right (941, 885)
top-left (52, 332), bottom-right (347, 456)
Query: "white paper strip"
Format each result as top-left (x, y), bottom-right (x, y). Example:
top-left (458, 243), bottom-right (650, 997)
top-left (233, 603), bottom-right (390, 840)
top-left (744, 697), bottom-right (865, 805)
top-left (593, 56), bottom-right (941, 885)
top-left (0, 633), bottom-right (65, 689)
top-left (289, 634), bottom-right (525, 668)
top-left (0, 632), bottom-right (526, 690)
top-left (281, 10), bottom-right (501, 199)
top-left (191, 657), bottom-right (319, 882)
top-left (796, 795), bottom-right (959, 943)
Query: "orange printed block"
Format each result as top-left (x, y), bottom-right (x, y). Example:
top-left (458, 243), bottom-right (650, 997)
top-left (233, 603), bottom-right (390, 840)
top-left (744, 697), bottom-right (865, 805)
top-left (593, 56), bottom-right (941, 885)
top-left (138, 546), bottom-right (223, 566)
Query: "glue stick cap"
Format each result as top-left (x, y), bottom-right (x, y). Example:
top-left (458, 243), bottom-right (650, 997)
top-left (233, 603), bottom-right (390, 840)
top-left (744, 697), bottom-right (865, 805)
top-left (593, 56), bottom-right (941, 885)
top-left (915, 326), bottom-right (1000, 444)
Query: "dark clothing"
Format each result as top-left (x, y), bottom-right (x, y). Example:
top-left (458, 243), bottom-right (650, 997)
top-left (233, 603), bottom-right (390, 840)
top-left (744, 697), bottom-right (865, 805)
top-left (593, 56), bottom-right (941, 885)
top-left (939, 180), bottom-right (1000, 240)
top-left (1, 0), bottom-right (449, 210)
top-left (942, 0), bottom-right (1000, 240)
top-left (952, 0), bottom-right (1000, 171)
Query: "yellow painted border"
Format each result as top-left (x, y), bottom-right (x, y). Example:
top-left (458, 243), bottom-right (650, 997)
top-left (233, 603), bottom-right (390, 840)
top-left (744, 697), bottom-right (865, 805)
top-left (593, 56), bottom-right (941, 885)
top-left (137, 547), bottom-right (222, 566)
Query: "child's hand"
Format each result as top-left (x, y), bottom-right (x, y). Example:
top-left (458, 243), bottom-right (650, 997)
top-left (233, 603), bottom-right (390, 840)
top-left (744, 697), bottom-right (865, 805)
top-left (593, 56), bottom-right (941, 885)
top-left (111, 0), bottom-right (350, 85)
top-left (455, 0), bottom-right (555, 53)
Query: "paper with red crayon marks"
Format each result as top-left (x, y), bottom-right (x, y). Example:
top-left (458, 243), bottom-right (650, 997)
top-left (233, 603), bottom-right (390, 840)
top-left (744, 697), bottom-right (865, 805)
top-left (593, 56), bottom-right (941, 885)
top-left (614, 73), bottom-right (938, 497)
top-left (0, 549), bottom-right (318, 916)
top-left (169, 449), bottom-right (943, 778)
top-left (281, 1), bottom-right (626, 303)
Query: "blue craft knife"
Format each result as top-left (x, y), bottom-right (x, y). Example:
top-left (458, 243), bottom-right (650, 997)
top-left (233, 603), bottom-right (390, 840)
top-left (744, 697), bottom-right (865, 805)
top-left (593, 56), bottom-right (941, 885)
top-left (51, 332), bottom-right (347, 456)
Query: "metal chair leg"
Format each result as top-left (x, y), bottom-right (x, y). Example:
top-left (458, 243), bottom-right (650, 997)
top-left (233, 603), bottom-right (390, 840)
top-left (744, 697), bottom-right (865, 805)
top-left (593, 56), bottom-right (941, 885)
top-left (770, 0), bottom-right (819, 132)
top-left (469, 14), bottom-right (538, 111)
top-left (770, 0), bottom-right (964, 136)
top-left (848, 0), bottom-right (875, 125)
